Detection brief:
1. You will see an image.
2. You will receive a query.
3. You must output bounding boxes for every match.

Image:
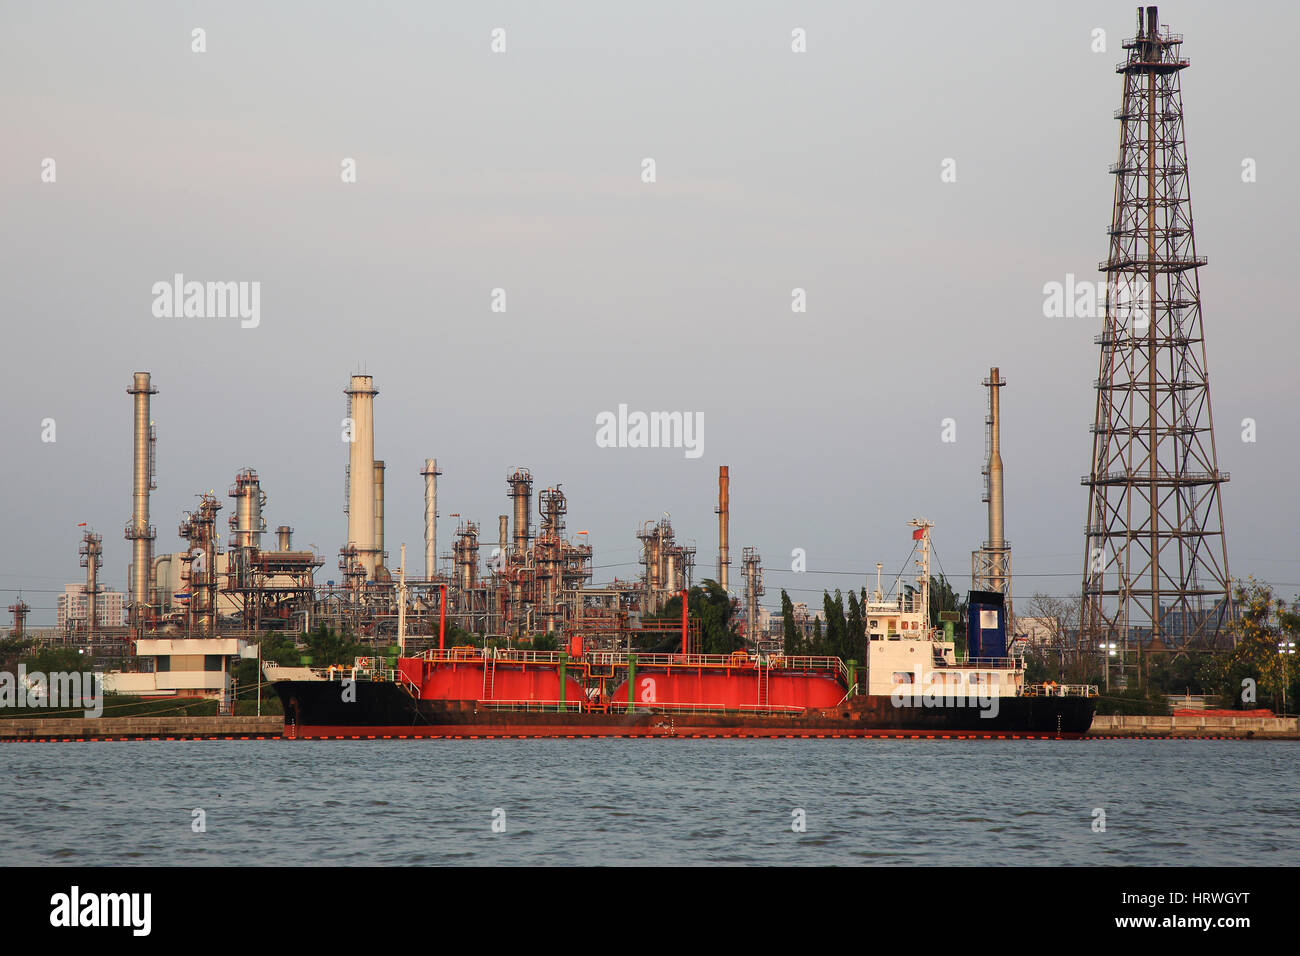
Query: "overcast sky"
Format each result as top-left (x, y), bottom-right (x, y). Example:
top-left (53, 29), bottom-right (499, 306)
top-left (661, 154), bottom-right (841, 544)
top-left (2, 1), bottom-right (1296, 625)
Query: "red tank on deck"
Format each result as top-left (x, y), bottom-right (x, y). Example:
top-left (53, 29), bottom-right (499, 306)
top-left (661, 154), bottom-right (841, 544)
top-left (398, 650), bottom-right (586, 705)
top-left (610, 656), bottom-right (846, 710)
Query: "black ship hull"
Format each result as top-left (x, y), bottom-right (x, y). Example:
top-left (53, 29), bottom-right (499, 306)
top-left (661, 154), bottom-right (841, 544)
top-left (273, 679), bottom-right (1096, 739)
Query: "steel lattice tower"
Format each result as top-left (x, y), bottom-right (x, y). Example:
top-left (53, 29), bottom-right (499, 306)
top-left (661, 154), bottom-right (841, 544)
top-left (1082, 6), bottom-right (1233, 651)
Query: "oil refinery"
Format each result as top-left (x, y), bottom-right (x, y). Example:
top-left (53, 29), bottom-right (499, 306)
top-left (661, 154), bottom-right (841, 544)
top-left (46, 369), bottom-right (784, 672)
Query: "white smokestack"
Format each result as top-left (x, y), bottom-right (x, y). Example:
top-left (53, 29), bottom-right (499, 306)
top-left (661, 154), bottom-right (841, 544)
top-left (421, 458), bottom-right (441, 580)
top-left (345, 374), bottom-right (379, 579)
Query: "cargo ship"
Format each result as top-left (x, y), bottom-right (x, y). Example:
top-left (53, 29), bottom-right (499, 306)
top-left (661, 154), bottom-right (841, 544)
top-left (270, 523), bottom-right (1098, 739)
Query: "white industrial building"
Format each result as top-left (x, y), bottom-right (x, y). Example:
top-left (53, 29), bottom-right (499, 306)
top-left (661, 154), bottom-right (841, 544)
top-left (56, 584), bottom-right (125, 630)
top-left (102, 637), bottom-right (256, 700)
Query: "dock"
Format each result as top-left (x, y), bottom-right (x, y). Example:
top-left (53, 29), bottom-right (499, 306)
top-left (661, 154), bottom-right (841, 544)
top-left (1088, 715), bottom-right (1300, 740)
top-left (0, 716), bottom-right (285, 741)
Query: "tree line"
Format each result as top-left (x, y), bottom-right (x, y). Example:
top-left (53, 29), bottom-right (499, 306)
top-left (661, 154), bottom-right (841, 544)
top-left (779, 574), bottom-right (967, 663)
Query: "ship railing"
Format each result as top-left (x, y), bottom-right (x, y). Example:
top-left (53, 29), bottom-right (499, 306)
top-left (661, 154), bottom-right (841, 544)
top-left (411, 648), bottom-right (567, 665)
top-left (588, 651), bottom-right (846, 671)
top-left (938, 657), bottom-right (1021, 670)
top-left (314, 664), bottom-right (399, 682)
top-left (408, 646), bottom-right (851, 674)
top-left (476, 699), bottom-right (586, 713)
top-left (1023, 683), bottom-right (1100, 698)
top-left (772, 655), bottom-right (853, 689)
top-left (607, 701), bottom-right (806, 716)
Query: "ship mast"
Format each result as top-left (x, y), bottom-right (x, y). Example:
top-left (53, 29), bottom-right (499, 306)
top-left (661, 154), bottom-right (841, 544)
top-left (910, 518), bottom-right (934, 630)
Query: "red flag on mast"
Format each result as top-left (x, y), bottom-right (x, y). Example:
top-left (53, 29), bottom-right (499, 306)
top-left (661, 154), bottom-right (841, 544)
top-left (912, 528), bottom-right (924, 540)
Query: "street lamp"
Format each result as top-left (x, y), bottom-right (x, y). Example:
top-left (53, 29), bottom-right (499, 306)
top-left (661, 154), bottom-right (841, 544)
top-left (1098, 641), bottom-right (1118, 692)
top-left (1279, 640), bottom-right (1296, 714)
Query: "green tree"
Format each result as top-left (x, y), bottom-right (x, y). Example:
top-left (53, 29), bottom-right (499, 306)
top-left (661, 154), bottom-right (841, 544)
top-left (846, 589), bottom-right (864, 664)
top-left (928, 575), bottom-right (967, 639)
top-left (811, 618), bottom-right (824, 656)
top-left (823, 590), bottom-right (846, 659)
top-left (781, 590), bottom-right (800, 655)
top-left (695, 579), bottom-right (742, 654)
top-left (20, 645), bottom-right (89, 674)
top-left (0, 637), bottom-right (33, 671)
top-left (258, 632), bottom-right (302, 665)
top-left (643, 580), bottom-right (741, 655)
top-left (1200, 580), bottom-right (1300, 712)
top-left (303, 624), bottom-right (368, 667)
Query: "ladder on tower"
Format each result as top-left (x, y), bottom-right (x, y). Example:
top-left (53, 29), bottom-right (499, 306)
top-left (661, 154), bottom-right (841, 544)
top-left (482, 651), bottom-right (496, 701)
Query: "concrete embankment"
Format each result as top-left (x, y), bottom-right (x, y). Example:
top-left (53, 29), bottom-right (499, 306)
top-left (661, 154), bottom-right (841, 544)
top-left (1089, 714), bottom-right (1300, 740)
top-left (0, 716), bottom-right (285, 741)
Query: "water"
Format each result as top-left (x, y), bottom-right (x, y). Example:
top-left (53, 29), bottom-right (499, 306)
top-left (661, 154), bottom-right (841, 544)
top-left (3, 739), bottom-right (1296, 866)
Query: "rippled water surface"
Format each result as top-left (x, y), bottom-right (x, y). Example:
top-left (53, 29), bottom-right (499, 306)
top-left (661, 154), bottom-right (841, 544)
top-left (3, 739), bottom-right (1296, 865)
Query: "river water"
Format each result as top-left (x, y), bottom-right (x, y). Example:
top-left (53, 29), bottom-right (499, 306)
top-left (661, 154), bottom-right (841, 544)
top-left (3, 739), bottom-right (1295, 866)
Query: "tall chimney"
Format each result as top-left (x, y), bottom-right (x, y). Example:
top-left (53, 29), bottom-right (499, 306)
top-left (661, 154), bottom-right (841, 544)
top-left (986, 368), bottom-right (1006, 592)
top-left (126, 372), bottom-right (157, 627)
top-left (277, 526), bottom-right (293, 551)
top-left (508, 469), bottom-right (533, 556)
top-left (716, 465), bottom-right (730, 592)
top-left (373, 459), bottom-right (386, 568)
top-left (421, 458), bottom-right (441, 580)
top-left (345, 374), bottom-right (379, 579)
top-left (498, 515), bottom-right (509, 571)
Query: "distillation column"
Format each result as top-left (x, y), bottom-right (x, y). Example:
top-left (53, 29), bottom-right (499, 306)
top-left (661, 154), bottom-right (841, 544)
top-left (125, 372), bottom-right (157, 627)
top-left (80, 531), bottom-right (103, 638)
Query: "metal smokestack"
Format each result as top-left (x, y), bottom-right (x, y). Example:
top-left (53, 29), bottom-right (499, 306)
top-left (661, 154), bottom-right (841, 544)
top-left (986, 367), bottom-right (1006, 592)
top-left (277, 526), bottom-right (293, 551)
top-left (373, 459), bottom-right (386, 568)
top-left (229, 469), bottom-right (265, 552)
top-left (126, 372), bottom-right (157, 627)
top-left (421, 458), bottom-right (441, 580)
top-left (498, 515), bottom-right (509, 571)
top-left (716, 465), bottom-right (730, 592)
top-left (81, 531), bottom-right (102, 638)
top-left (345, 374), bottom-right (379, 579)
top-left (508, 468), bottom-right (533, 556)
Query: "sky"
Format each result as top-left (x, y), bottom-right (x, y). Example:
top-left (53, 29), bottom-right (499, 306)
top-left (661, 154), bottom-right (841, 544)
top-left (2, 1), bottom-right (1297, 625)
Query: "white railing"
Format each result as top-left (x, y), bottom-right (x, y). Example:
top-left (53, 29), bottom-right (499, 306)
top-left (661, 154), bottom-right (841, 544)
top-left (607, 700), bottom-right (806, 716)
top-left (412, 648), bottom-right (566, 665)
top-left (476, 699), bottom-right (585, 713)
top-left (1023, 683), bottom-right (1099, 698)
top-left (944, 657), bottom-right (1021, 670)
